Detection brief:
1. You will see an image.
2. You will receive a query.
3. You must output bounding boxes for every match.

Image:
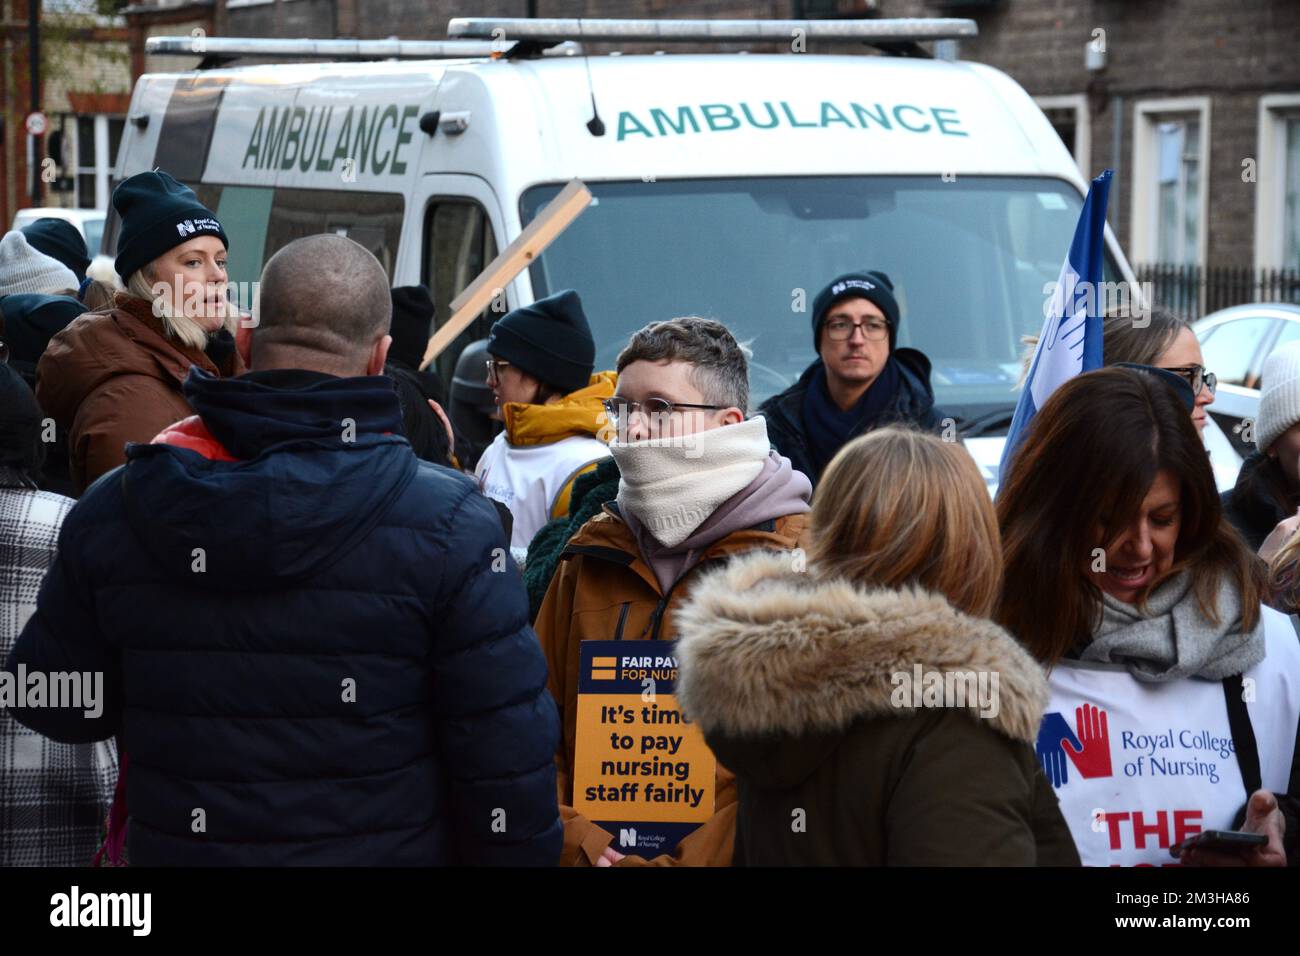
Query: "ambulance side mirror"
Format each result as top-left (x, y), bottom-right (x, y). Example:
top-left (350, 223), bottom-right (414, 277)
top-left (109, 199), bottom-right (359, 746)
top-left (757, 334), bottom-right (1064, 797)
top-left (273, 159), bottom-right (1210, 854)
top-left (419, 111), bottom-right (440, 137)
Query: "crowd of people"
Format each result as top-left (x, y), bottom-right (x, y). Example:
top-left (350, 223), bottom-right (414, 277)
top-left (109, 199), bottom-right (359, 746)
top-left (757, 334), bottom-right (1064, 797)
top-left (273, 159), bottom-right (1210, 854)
top-left (1, 168), bottom-right (1298, 867)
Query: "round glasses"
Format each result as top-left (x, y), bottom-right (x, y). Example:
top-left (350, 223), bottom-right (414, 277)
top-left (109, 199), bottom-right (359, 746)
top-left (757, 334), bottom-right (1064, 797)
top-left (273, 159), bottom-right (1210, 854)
top-left (601, 396), bottom-right (727, 424)
top-left (824, 317), bottom-right (890, 342)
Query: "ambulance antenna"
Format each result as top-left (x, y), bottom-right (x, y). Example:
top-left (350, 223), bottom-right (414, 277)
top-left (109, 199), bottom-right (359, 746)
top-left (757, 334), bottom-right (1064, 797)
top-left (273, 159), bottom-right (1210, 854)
top-left (579, 21), bottom-right (605, 136)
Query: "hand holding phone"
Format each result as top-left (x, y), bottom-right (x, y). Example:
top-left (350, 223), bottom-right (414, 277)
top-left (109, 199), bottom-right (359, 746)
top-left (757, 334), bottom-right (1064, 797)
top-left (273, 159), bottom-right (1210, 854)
top-left (1171, 791), bottom-right (1287, 867)
top-left (1176, 830), bottom-right (1268, 854)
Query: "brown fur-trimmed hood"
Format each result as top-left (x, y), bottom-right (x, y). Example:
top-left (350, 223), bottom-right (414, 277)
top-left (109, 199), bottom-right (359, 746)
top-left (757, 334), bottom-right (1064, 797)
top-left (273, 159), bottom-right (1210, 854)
top-left (674, 551), bottom-right (1049, 747)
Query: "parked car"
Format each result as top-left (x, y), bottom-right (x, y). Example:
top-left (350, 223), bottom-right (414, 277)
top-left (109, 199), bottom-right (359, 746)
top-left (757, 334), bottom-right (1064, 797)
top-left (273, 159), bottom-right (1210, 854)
top-left (10, 206), bottom-right (107, 258)
top-left (1193, 302), bottom-right (1300, 457)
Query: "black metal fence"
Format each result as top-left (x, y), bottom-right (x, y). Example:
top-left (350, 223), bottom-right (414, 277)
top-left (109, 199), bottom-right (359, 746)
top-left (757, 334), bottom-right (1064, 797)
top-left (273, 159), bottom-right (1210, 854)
top-left (1135, 264), bottom-right (1300, 320)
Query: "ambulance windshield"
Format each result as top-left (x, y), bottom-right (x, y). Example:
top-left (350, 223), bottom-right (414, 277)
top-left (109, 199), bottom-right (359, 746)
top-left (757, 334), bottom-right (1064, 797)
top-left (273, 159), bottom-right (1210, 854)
top-left (521, 176), bottom-right (1123, 424)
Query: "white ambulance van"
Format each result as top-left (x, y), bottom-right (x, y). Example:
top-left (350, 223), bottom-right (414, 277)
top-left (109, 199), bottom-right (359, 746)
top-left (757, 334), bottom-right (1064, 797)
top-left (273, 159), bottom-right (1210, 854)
top-left (115, 17), bottom-right (1242, 490)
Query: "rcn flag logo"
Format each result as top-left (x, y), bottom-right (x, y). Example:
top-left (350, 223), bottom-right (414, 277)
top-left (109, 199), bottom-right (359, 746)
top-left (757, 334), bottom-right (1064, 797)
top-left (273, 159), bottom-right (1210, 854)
top-left (997, 168), bottom-right (1113, 489)
top-left (1036, 703), bottom-right (1113, 788)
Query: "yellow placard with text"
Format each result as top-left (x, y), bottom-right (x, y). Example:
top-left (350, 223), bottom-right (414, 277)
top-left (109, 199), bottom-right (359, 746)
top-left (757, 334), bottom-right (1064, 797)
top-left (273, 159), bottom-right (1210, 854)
top-left (572, 641), bottom-right (716, 853)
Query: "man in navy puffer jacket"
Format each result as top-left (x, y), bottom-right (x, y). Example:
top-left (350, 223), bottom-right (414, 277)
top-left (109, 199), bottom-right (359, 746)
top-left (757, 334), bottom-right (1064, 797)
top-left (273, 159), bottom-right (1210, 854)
top-left (7, 234), bottom-right (562, 865)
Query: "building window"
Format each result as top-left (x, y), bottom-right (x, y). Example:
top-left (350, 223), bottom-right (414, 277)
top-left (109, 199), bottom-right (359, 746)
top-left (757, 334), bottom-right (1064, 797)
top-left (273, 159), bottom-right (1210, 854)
top-left (75, 115), bottom-right (125, 210)
top-left (1155, 117), bottom-right (1201, 264)
top-left (1131, 98), bottom-right (1210, 268)
top-left (1256, 94), bottom-right (1300, 272)
top-left (1288, 116), bottom-right (1300, 270)
top-left (1035, 94), bottom-right (1090, 174)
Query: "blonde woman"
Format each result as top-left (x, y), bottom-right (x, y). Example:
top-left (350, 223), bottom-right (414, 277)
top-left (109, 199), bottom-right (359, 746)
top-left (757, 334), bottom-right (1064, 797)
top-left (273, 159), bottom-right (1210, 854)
top-left (37, 171), bottom-right (244, 492)
top-left (674, 428), bottom-right (1078, 866)
top-left (1264, 524), bottom-right (1300, 619)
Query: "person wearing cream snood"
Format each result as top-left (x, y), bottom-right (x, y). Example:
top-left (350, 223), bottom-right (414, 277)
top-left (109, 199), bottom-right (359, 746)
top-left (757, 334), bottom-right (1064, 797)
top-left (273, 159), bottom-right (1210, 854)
top-left (532, 315), bottom-right (813, 869)
top-left (611, 414), bottom-right (810, 591)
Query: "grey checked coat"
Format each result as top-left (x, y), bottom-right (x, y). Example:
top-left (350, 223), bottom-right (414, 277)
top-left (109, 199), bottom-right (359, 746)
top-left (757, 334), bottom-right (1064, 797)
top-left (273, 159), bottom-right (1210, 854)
top-left (0, 470), bottom-right (117, 865)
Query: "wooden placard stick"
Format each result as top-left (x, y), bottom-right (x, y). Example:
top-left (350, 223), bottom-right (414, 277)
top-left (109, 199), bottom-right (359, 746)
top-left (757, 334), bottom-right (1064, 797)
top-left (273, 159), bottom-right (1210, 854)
top-left (419, 179), bottom-right (594, 370)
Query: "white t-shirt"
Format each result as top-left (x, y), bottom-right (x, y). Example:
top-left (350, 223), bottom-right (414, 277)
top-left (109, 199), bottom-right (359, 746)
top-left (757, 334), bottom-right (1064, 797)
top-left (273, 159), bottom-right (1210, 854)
top-left (1040, 607), bottom-right (1300, 867)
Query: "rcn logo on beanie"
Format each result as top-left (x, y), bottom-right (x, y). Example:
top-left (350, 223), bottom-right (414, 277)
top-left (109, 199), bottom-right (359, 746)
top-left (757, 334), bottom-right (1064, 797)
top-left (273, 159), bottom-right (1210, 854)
top-left (830, 278), bottom-right (876, 297)
top-left (176, 217), bottom-right (221, 238)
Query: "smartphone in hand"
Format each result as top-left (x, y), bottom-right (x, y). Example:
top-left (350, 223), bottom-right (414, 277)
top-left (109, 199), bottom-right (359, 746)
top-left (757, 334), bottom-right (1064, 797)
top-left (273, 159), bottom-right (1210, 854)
top-left (1177, 829), bottom-right (1268, 854)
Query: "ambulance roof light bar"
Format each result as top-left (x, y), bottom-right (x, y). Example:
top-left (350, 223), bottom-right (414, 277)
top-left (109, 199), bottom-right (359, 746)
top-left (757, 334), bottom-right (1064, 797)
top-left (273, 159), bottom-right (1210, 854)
top-left (144, 36), bottom-right (584, 66)
top-left (447, 16), bottom-right (978, 47)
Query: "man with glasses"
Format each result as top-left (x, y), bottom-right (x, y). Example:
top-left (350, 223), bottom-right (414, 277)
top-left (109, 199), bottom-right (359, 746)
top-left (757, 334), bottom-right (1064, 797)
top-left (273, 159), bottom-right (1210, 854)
top-left (761, 270), bottom-right (940, 487)
top-left (534, 315), bottom-right (813, 868)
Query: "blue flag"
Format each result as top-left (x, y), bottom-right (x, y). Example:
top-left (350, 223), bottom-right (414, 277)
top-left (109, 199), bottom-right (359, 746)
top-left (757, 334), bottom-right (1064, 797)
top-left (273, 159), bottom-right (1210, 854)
top-left (998, 169), bottom-right (1113, 489)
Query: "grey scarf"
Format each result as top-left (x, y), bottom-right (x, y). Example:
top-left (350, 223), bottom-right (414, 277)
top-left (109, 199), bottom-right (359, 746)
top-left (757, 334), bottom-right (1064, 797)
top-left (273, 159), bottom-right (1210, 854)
top-left (1083, 569), bottom-right (1266, 682)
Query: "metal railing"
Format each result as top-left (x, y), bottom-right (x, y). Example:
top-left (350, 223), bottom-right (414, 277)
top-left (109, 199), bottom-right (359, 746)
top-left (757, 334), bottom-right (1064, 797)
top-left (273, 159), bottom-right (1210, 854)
top-left (1134, 263), bottom-right (1300, 319)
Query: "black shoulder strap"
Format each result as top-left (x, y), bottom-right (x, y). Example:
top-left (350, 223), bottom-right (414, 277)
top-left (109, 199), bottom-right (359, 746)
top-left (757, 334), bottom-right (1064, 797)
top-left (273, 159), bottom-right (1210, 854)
top-left (1223, 674), bottom-right (1263, 796)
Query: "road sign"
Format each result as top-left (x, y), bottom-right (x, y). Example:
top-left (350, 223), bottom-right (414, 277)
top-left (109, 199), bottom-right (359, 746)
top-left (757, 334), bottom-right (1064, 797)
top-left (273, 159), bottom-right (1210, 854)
top-left (25, 111), bottom-right (47, 136)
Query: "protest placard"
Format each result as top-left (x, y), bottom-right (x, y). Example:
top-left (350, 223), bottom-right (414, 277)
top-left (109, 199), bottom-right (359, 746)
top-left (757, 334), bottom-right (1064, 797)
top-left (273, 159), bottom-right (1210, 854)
top-left (571, 641), bottom-right (716, 857)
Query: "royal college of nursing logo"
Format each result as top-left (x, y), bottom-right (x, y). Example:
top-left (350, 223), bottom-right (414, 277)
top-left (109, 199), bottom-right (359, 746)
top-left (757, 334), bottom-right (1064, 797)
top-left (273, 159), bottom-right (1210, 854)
top-left (175, 217), bottom-right (221, 238)
top-left (830, 279), bottom-right (875, 296)
top-left (1036, 703), bottom-right (1114, 788)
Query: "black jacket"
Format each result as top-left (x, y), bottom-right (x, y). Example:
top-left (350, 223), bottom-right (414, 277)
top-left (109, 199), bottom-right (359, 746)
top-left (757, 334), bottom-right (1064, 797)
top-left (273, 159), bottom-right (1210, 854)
top-left (1222, 450), bottom-right (1296, 552)
top-left (0, 293), bottom-right (86, 497)
top-left (8, 367), bottom-right (562, 866)
top-left (759, 348), bottom-right (941, 486)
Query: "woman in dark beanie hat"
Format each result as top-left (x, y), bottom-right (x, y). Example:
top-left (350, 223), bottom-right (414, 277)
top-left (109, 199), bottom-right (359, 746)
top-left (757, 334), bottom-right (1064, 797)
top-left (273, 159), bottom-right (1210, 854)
top-left (760, 269), bottom-right (940, 487)
top-left (386, 284), bottom-right (448, 403)
top-left (21, 217), bottom-right (90, 283)
top-left (474, 289), bottom-right (616, 565)
top-left (36, 169), bottom-right (245, 493)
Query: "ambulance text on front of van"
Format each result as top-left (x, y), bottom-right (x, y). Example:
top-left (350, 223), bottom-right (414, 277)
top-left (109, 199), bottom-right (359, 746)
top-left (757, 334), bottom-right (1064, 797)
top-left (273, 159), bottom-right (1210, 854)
top-left (113, 44), bottom-right (1243, 491)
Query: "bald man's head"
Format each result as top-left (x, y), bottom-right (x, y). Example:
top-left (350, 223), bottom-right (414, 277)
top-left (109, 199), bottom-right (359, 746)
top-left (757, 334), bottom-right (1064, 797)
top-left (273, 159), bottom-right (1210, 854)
top-left (251, 235), bottom-right (393, 375)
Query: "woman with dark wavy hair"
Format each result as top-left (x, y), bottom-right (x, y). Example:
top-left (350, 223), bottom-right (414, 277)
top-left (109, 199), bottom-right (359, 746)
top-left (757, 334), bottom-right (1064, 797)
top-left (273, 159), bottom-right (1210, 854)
top-left (997, 366), bottom-right (1300, 868)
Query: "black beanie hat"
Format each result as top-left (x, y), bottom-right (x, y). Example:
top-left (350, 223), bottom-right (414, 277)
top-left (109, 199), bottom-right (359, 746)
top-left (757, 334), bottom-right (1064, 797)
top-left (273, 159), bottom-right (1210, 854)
top-left (113, 170), bottom-right (227, 284)
top-left (487, 289), bottom-right (595, 395)
top-left (811, 270), bottom-right (901, 351)
top-left (21, 218), bottom-right (90, 282)
top-left (388, 285), bottom-right (436, 371)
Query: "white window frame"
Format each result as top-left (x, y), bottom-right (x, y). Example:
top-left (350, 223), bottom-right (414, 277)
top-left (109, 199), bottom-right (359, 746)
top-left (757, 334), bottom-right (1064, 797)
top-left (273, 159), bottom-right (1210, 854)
top-left (1035, 94), bottom-right (1090, 174)
top-left (1254, 92), bottom-right (1300, 272)
top-left (74, 114), bottom-right (122, 211)
top-left (1130, 96), bottom-right (1211, 268)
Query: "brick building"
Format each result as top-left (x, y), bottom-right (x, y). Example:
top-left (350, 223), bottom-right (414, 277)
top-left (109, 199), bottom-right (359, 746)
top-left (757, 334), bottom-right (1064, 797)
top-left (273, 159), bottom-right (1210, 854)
top-left (0, 2), bottom-right (132, 229)
top-left (886, 0), bottom-right (1299, 280)
top-left (115, 0), bottom-right (1300, 283)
